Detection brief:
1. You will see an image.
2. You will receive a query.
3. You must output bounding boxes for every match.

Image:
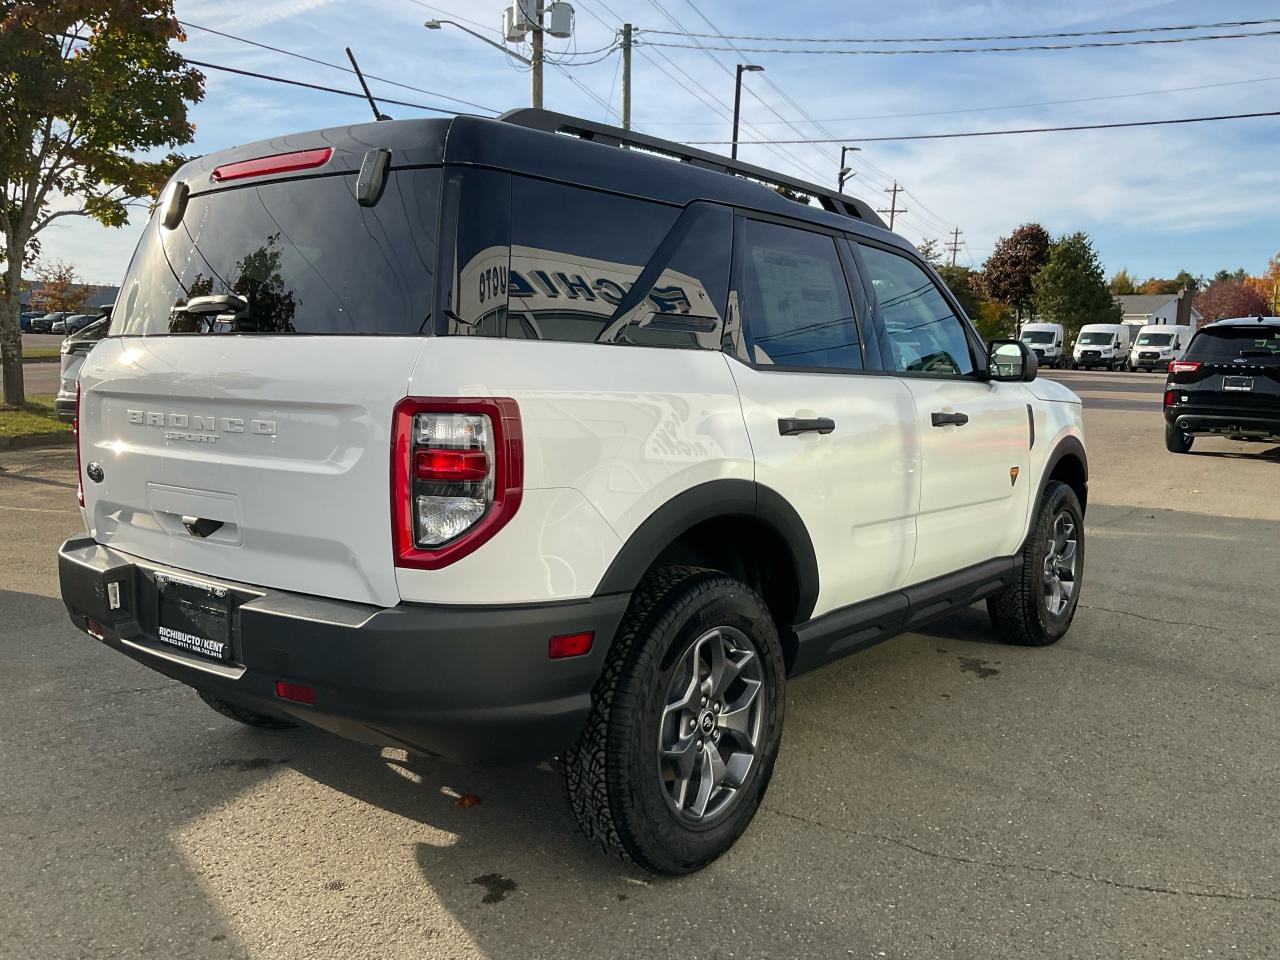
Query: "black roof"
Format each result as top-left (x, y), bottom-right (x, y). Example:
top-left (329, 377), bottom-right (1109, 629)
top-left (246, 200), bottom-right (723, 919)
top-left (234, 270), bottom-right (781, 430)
top-left (177, 110), bottom-right (909, 253)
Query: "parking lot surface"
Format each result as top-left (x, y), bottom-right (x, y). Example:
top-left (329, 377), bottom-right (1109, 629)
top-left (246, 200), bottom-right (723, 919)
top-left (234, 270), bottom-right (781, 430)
top-left (2, 369), bottom-right (1277, 960)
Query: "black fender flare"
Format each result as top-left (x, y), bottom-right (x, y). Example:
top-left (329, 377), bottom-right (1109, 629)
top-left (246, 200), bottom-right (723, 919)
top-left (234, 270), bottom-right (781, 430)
top-left (1038, 434), bottom-right (1089, 513)
top-left (592, 479), bottom-right (820, 624)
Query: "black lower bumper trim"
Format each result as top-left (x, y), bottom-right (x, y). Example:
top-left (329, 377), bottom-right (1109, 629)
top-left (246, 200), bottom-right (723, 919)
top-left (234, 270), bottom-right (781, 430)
top-left (58, 537), bottom-right (630, 764)
top-left (1165, 411), bottom-right (1280, 437)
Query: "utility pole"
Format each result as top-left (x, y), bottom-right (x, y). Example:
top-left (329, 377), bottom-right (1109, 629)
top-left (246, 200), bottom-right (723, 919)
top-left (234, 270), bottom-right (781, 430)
top-left (947, 227), bottom-right (963, 268)
top-left (530, 0), bottom-right (545, 110)
top-left (621, 23), bottom-right (632, 130)
top-left (878, 181), bottom-right (905, 230)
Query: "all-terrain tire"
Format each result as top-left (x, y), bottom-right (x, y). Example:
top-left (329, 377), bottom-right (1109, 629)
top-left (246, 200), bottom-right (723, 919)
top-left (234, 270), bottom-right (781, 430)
top-left (197, 689), bottom-right (298, 729)
top-left (987, 481), bottom-right (1084, 646)
top-left (1165, 421), bottom-right (1194, 453)
top-left (562, 566), bottom-right (786, 875)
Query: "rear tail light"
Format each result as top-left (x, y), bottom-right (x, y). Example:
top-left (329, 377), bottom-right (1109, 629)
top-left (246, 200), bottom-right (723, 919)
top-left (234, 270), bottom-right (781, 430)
top-left (392, 398), bottom-right (522, 569)
top-left (1168, 360), bottom-right (1201, 375)
top-left (74, 381), bottom-right (83, 508)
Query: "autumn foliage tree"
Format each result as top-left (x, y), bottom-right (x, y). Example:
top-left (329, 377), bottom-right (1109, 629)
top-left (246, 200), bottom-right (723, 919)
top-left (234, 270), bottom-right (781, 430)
top-left (973, 223), bottom-right (1051, 330)
top-left (0, 1), bottom-right (203, 405)
top-left (28, 259), bottom-right (89, 314)
top-left (1194, 280), bottom-right (1270, 321)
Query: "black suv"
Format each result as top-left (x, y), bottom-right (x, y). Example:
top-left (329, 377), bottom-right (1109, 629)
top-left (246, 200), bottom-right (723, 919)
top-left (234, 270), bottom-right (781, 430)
top-left (1163, 316), bottom-right (1280, 453)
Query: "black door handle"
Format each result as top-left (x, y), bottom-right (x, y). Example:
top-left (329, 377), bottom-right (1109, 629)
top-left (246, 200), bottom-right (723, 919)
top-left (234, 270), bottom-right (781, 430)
top-left (931, 411), bottom-right (969, 427)
top-left (778, 417), bottom-right (836, 436)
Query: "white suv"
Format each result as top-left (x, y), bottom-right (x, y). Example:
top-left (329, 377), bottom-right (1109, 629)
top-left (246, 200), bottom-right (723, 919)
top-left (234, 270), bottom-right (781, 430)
top-left (59, 110), bottom-right (1088, 875)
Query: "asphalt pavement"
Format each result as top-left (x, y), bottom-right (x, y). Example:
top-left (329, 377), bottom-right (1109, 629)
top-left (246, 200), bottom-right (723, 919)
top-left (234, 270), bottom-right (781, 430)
top-left (1, 369), bottom-right (1278, 960)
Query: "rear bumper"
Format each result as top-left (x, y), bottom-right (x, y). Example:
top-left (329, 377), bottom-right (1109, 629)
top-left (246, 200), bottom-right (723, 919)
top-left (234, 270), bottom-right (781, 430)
top-left (54, 392), bottom-right (76, 423)
top-left (1164, 407), bottom-right (1280, 437)
top-left (58, 536), bottom-right (630, 764)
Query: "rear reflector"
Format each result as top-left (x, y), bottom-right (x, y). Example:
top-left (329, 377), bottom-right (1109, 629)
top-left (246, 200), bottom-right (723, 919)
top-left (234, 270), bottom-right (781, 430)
top-left (275, 680), bottom-right (316, 705)
top-left (1164, 390), bottom-right (1175, 407)
top-left (1168, 360), bottom-right (1201, 375)
top-left (548, 631), bottom-right (594, 659)
top-left (86, 618), bottom-right (104, 640)
top-left (211, 147), bottom-right (333, 183)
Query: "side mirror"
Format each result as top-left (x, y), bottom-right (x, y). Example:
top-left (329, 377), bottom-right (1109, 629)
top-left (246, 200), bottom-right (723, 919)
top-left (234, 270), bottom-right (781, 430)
top-left (988, 339), bottom-right (1038, 382)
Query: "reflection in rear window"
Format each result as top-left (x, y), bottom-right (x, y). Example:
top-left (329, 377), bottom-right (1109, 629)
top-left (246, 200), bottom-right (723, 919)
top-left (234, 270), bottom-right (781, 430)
top-left (112, 169), bottom-right (440, 336)
top-left (1186, 326), bottom-right (1280, 362)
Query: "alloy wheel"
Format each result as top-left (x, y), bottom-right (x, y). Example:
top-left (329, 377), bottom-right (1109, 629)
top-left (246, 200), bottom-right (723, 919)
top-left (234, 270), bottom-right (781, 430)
top-left (1043, 511), bottom-right (1079, 616)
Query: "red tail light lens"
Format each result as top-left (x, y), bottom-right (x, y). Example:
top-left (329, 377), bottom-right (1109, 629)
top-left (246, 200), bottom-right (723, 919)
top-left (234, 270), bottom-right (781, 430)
top-left (392, 398), bottom-right (523, 569)
top-left (74, 380), bottom-right (83, 508)
top-left (211, 147), bottom-right (333, 183)
top-left (1168, 360), bottom-right (1201, 375)
top-left (1164, 390), bottom-right (1175, 407)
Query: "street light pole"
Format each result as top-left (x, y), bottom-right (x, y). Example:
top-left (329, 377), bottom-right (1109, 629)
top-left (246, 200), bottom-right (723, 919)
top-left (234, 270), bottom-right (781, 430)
top-left (731, 64), bottom-right (763, 160)
top-left (837, 145), bottom-right (860, 192)
top-left (423, 19), bottom-right (532, 65)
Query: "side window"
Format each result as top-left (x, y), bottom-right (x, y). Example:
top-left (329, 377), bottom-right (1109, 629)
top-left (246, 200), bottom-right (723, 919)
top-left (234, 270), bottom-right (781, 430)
top-left (859, 245), bottom-right (974, 377)
top-left (737, 219), bottom-right (861, 370)
top-left (507, 177), bottom-right (678, 343)
top-left (452, 169), bottom-right (511, 336)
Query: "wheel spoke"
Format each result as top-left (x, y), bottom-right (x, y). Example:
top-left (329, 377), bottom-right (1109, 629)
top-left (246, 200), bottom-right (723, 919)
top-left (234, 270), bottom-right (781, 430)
top-left (691, 744), bottom-right (728, 818)
top-left (711, 646), bottom-right (754, 701)
top-left (661, 665), bottom-right (700, 728)
top-left (662, 736), bottom-right (698, 810)
top-left (717, 678), bottom-right (761, 745)
top-left (698, 630), bottom-right (725, 700)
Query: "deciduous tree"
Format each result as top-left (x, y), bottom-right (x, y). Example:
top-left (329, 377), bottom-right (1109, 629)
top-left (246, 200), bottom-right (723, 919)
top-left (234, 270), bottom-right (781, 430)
top-left (1032, 231), bottom-right (1120, 338)
top-left (973, 223), bottom-right (1050, 323)
top-left (1194, 280), bottom-right (1269, 321)
top-left (27, 259), bottom-right (88, 314)
top-left (1108, 269), bottom-right (1136, 295)
top-left (0, 1), bottom-right (203, 404)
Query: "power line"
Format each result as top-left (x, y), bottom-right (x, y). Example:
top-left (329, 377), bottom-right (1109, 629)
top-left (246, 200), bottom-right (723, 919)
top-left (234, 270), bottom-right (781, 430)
top-left (653, 73), bottom-right (1280, 126)
top-left (637, 17), bottom-right (1280, 44)
top-left (180, 19), bottom-right (500, 113)
top-left (687, 109), bottom-right (1280, 144)
top-left (639, 28), bottom-right (1280, 56)
top-left (185, 58), bottom-right (463, 114)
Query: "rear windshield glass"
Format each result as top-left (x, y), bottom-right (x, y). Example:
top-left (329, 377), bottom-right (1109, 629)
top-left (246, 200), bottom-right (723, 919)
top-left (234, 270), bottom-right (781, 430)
top-left (1136, 333), bottom-right (1173, 346)
top-left (1020, 331), bottom-right (1053, 343)
top-left (1186, 326), bottom-right (1280, 362)
top-left (112, 169), bottom-right (439, 336)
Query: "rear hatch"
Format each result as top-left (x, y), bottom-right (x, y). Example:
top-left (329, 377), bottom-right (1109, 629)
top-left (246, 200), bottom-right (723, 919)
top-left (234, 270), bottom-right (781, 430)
top-left (1170, 323), bottom-right (1280, 419)
top-left (78, 120), bottom-right (448, 606)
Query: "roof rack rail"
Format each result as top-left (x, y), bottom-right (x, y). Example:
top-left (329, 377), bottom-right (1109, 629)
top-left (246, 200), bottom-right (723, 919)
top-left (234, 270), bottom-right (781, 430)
top-left (498, 108), bottom-right (886, 229)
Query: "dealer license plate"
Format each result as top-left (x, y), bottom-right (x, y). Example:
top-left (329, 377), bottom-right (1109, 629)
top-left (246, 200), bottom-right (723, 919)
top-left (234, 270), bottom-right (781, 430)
top-left (154, 572), bottom-right (232, 662)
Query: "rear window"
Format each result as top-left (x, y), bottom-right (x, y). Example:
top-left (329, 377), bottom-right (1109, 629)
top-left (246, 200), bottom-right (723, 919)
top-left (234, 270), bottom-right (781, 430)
top-left (112, 169), bottom-right (440, 336)
top-left (1186, 326), bottom-right (1280, 362)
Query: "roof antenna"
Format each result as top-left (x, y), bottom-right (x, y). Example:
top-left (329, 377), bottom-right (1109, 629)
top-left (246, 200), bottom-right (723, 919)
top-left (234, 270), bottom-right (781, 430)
top-left (346, 47), bottom-right (390, 121)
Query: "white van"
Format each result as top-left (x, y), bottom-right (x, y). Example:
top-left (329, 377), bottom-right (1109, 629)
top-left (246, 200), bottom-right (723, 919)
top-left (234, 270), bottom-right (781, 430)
top-left (1019, 322), bottom-right (1066, 368)
top-left (1073, 323), bottom-right (1134, 370)
top-left (1129, 324), bottom-right (1192, 372)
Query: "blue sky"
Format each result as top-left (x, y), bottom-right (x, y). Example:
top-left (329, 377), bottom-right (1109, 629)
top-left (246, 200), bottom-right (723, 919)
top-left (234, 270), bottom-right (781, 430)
top-left (43, 0), bottom-right (1280, 286)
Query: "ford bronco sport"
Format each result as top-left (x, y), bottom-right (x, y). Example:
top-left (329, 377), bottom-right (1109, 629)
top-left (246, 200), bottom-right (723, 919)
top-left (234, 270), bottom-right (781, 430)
top-left (59, 109), bottom-right (1088, 875)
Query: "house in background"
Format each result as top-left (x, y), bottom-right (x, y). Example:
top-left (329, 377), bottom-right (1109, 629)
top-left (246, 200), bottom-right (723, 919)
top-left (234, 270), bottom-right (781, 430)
top-left (1116, 291), bottom-right (1201, 331)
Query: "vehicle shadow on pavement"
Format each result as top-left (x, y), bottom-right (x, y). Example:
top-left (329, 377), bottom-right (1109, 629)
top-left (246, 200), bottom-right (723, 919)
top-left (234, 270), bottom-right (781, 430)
top-left (1186, 442), bottom-right (1280, 461)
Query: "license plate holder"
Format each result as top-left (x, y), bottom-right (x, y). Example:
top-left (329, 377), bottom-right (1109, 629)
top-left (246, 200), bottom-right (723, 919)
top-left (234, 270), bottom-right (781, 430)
top-left (1222, 376), bottom-right (1254, 392)
top-left (154, 572), bottom-right (233, 662)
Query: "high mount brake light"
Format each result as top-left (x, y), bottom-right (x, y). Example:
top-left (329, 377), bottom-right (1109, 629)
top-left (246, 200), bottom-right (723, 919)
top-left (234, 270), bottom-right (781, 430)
top-left (1168, 360), bottom-right (1202, 374)
top-left (211, 147), bottom-right (333, 183)
top-left (391, 398), bottom-right (523, 570)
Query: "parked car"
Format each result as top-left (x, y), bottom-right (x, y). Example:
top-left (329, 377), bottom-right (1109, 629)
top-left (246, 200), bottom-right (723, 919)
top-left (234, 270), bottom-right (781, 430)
top-left (58, 110), bottom-right (1089, 875)
top-left (29, 311), bottom-right (68, 334)
top-left (1072, 322), bottom-right (1135, 370)
top-left (1019, 322), bottom-right (1066, 368)
top-left (61, 313), bottom-right (98, 336)
top-left (54, 318), bottom-right (110, 423)
top-left (1163, 316), bottom-right (1280, 453)
top-left (20, 311), bottom-right (41, 332)
top-left (1129, 324), bottom-right (1192, 372)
